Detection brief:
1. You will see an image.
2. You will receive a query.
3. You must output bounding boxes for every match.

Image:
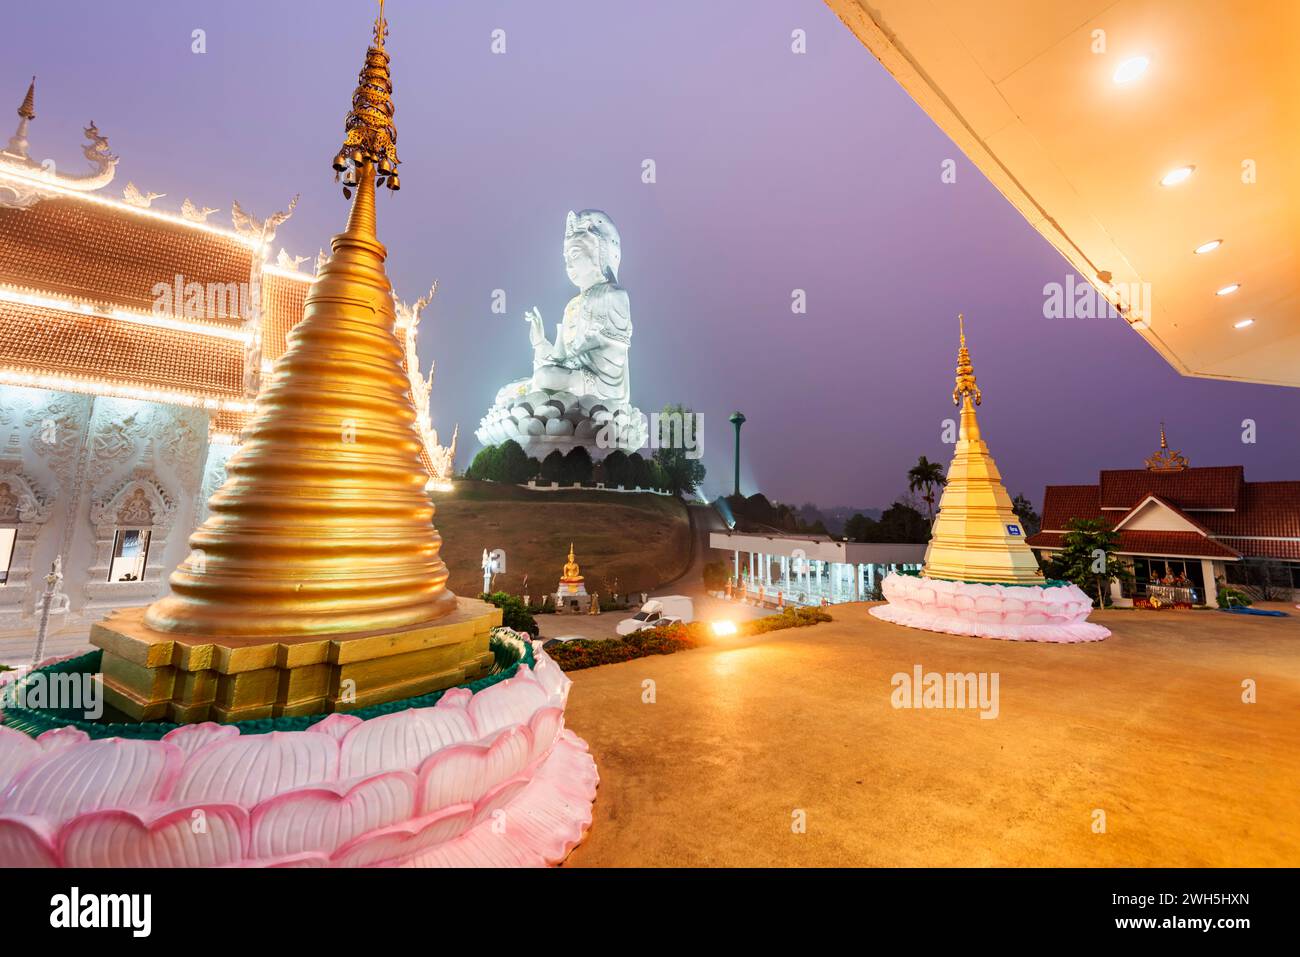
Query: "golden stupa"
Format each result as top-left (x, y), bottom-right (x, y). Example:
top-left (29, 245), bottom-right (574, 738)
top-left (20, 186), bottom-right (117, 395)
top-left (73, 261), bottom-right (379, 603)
top-left (92, 1), bottom-right (499, 723)
top-left (921, 315), bottom-right (1044, 585)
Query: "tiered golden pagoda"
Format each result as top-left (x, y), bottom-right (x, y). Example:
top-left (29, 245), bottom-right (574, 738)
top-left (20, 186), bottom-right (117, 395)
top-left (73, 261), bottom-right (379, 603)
top-left (92, 1), bottom-right (499, 723)
top-left (921, 315), bottom-right (1044, 585)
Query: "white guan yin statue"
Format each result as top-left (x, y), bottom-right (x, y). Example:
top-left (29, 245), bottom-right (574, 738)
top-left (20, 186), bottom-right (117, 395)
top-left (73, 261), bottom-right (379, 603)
top-left (476, 209), bottom-right (646, 460)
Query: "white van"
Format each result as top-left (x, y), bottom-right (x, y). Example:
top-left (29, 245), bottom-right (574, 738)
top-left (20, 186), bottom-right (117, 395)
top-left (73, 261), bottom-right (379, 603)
top-left (616, 595), bottom-right (695, 636)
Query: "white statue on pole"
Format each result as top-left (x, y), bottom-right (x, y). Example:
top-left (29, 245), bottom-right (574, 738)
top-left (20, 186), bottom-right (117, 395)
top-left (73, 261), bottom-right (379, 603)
top-left (476, 209), bottom-right (646, 459)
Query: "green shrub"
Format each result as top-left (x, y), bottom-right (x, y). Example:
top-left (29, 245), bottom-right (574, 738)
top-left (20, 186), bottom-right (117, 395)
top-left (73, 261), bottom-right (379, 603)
top-left (481, 591), bottom-right (539, 636)
top-left (702, 560), bottom-right (729, 592)
top-left (546, 604), bottom-right (832, 671)
top-left (1216, 585), bottom-right (1253, 609)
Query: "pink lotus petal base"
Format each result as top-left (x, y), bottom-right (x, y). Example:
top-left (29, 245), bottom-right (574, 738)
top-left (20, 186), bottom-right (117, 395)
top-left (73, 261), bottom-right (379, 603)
top-left (0, 640), bottom-right (597, 867)
top-left (869, 573), bottom-right (1110, 643)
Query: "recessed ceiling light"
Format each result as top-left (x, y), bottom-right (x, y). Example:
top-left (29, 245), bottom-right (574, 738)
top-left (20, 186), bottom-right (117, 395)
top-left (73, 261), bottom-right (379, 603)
top-left (1194, 239), bottom-right (1222, 255)
top-left (1160, 165), bottom-right (1195, 187)
top-left (1234, 318), bottom-right (1255, 329)
top-left (1216, 283), bottom-right (1241, 296)
top-left (1113, 56), bottom-right (1150, 84)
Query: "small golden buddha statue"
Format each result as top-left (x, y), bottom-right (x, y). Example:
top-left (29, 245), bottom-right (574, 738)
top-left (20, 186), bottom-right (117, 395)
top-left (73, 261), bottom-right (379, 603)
top-left (561, 543), bottom-right (584, 588)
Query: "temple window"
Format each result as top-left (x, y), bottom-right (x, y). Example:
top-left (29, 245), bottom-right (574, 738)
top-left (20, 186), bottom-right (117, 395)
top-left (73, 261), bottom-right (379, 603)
top-left (108, 528), bottom-right (151, 583)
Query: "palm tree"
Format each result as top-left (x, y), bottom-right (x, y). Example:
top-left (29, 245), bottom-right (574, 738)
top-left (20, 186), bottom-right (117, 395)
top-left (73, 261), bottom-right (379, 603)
top-left (908, 455), bottom-right (947, 523)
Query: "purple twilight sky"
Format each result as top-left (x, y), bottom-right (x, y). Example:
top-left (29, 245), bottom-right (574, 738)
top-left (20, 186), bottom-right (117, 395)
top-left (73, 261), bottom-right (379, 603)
top-left (5, 0), bottom-right (1298, 510)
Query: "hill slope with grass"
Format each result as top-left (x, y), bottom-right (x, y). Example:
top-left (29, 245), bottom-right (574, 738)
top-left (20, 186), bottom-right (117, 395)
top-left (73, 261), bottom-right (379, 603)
top-left (430, 481), bottom-right (693, 599)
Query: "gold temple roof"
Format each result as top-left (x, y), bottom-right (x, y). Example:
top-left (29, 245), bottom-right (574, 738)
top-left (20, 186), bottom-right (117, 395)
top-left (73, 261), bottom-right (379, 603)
top-left (0, 196), bottom-right (256, 319)
top-left (0, 299), bottom-right (244, 400)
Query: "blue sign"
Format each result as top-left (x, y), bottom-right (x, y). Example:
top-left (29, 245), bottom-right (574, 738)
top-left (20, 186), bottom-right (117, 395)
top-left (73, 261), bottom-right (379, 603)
top-left (1007, 524), bottom-right (1022, 536)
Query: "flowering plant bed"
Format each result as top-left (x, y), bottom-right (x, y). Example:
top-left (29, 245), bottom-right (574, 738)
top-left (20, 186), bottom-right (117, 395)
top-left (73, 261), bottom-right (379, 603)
top-left (547, 605), bottom-right (832, 671)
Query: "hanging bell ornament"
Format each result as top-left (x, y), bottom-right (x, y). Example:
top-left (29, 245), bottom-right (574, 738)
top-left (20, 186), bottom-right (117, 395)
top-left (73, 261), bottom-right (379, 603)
top-left (388, 174), bottom-right (400, 191)
top-left (331, 152), bottom-right (348, 172)
top-left (377, 156), bottom-right (394, 176)
top-left (350, 149), bottom-right (365, 166)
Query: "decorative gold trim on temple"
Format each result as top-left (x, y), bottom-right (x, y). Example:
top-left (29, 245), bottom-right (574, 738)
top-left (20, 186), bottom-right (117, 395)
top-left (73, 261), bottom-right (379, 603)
top-left (1145, 422), bottom-right (1190, 472)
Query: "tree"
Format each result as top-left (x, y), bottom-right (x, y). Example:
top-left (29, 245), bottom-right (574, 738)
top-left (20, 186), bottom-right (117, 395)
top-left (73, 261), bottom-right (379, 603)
top-left (603, 449), bottom-right (630, 488)
top-left (843, 503), bottom-right (928, 543)
top-left (844, 512), bottom-right (877, 542)
top-left (1046, 518), bottom-right (1130, 608)
top-left (876, 501), bottom-right (930, 543)
top-left (702, 560), bottom-right (729, 592)
top-left (907, 455), bottom-right (947, 523)
top-left (1011, 493), bottom-right (1041, 537)
top-left (497, 439), bottom-right (535, 484)
top-left (466, 445), bottom-right (501, 481)
top-left (627, 452), bottom-right (651, 489)
top-left (652, 403), bottom-right (707, 497)
top-left (539, 450), bottom-right (565, 484)
top-left (563, 445), bottom-right (594, 485)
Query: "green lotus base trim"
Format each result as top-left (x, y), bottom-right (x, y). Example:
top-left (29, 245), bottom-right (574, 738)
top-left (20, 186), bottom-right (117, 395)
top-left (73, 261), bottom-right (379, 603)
top-left (1, 631), bottom-right (533, 741)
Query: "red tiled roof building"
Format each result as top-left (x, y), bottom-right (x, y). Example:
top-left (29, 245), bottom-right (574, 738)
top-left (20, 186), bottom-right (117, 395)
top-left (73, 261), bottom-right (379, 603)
top-left (1026, 427), bottom-right (1300, 606)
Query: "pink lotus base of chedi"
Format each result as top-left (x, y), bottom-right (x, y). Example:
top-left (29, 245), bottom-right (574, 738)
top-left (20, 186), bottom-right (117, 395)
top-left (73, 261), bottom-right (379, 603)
top-left (869, 573), bottom-right (1110, 643)
top-left (0, 640), bottom-right (598, 867)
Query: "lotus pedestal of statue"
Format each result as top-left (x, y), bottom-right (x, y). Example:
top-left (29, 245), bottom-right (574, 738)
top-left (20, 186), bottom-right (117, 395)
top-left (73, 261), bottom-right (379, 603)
top-left (476, 209), bottom-right (647, 461)
top-left (477, 386), bottom-right (646, 462)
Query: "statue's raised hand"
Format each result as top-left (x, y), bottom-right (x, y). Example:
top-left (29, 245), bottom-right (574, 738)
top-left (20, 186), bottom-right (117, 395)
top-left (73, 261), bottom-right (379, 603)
top-left (524, 307), bottom-right (545, 345)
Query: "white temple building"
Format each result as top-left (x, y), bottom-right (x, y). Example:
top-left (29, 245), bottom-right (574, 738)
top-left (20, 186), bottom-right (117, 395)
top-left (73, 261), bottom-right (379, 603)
top-left (711, 531), bottom-right (925, 606)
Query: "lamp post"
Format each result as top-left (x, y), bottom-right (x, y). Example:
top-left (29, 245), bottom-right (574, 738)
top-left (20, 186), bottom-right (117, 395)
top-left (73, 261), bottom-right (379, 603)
top-left (728, 411), bottom-right (746, 498)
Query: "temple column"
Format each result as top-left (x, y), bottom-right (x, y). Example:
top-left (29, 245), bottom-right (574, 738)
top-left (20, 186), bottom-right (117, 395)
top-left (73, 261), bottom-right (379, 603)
top-left (1200, 559), bottom-right (1218, 608)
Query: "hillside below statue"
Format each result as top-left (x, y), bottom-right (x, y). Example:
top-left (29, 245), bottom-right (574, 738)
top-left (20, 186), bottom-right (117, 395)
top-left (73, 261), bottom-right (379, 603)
top-left (476, 209), bottom-right (647, 460)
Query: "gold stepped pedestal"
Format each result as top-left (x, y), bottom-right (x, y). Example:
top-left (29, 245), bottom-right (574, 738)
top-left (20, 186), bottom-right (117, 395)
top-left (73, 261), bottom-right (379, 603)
top-left (92, 597), bottom-right (501, 723)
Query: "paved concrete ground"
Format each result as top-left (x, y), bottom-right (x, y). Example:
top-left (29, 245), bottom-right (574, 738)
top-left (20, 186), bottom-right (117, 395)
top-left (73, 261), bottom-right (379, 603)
top-left (562, 602), bottom-right (1300, 867)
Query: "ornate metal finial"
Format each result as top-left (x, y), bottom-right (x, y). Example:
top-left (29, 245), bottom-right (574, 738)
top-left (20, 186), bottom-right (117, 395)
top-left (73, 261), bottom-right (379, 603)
top-left (1145, 422), bottom-right (1189, 471)
top-left (331, 0), bottom-right (400, 194)
top-left (17, 76), bottom-right (35, 121)
top-left (952, 313), bottom-right (982, 406)
top-left (5, 76), bottom-right (36, 160)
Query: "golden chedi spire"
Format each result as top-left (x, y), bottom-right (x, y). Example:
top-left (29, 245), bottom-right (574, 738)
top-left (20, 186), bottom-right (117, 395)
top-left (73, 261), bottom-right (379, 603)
top-left (93, 0), bottom-right (498, 725)
top-left (5, 76), bottom-right (35, 159)
top-left (142, 0), bottom-right (452, 639)
top-left (332, 0), bottom-right (400, 193)
top-left (922, 315), bottom-right (1043, 584)
top-left (18, 76), bottom-right (35, 121)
